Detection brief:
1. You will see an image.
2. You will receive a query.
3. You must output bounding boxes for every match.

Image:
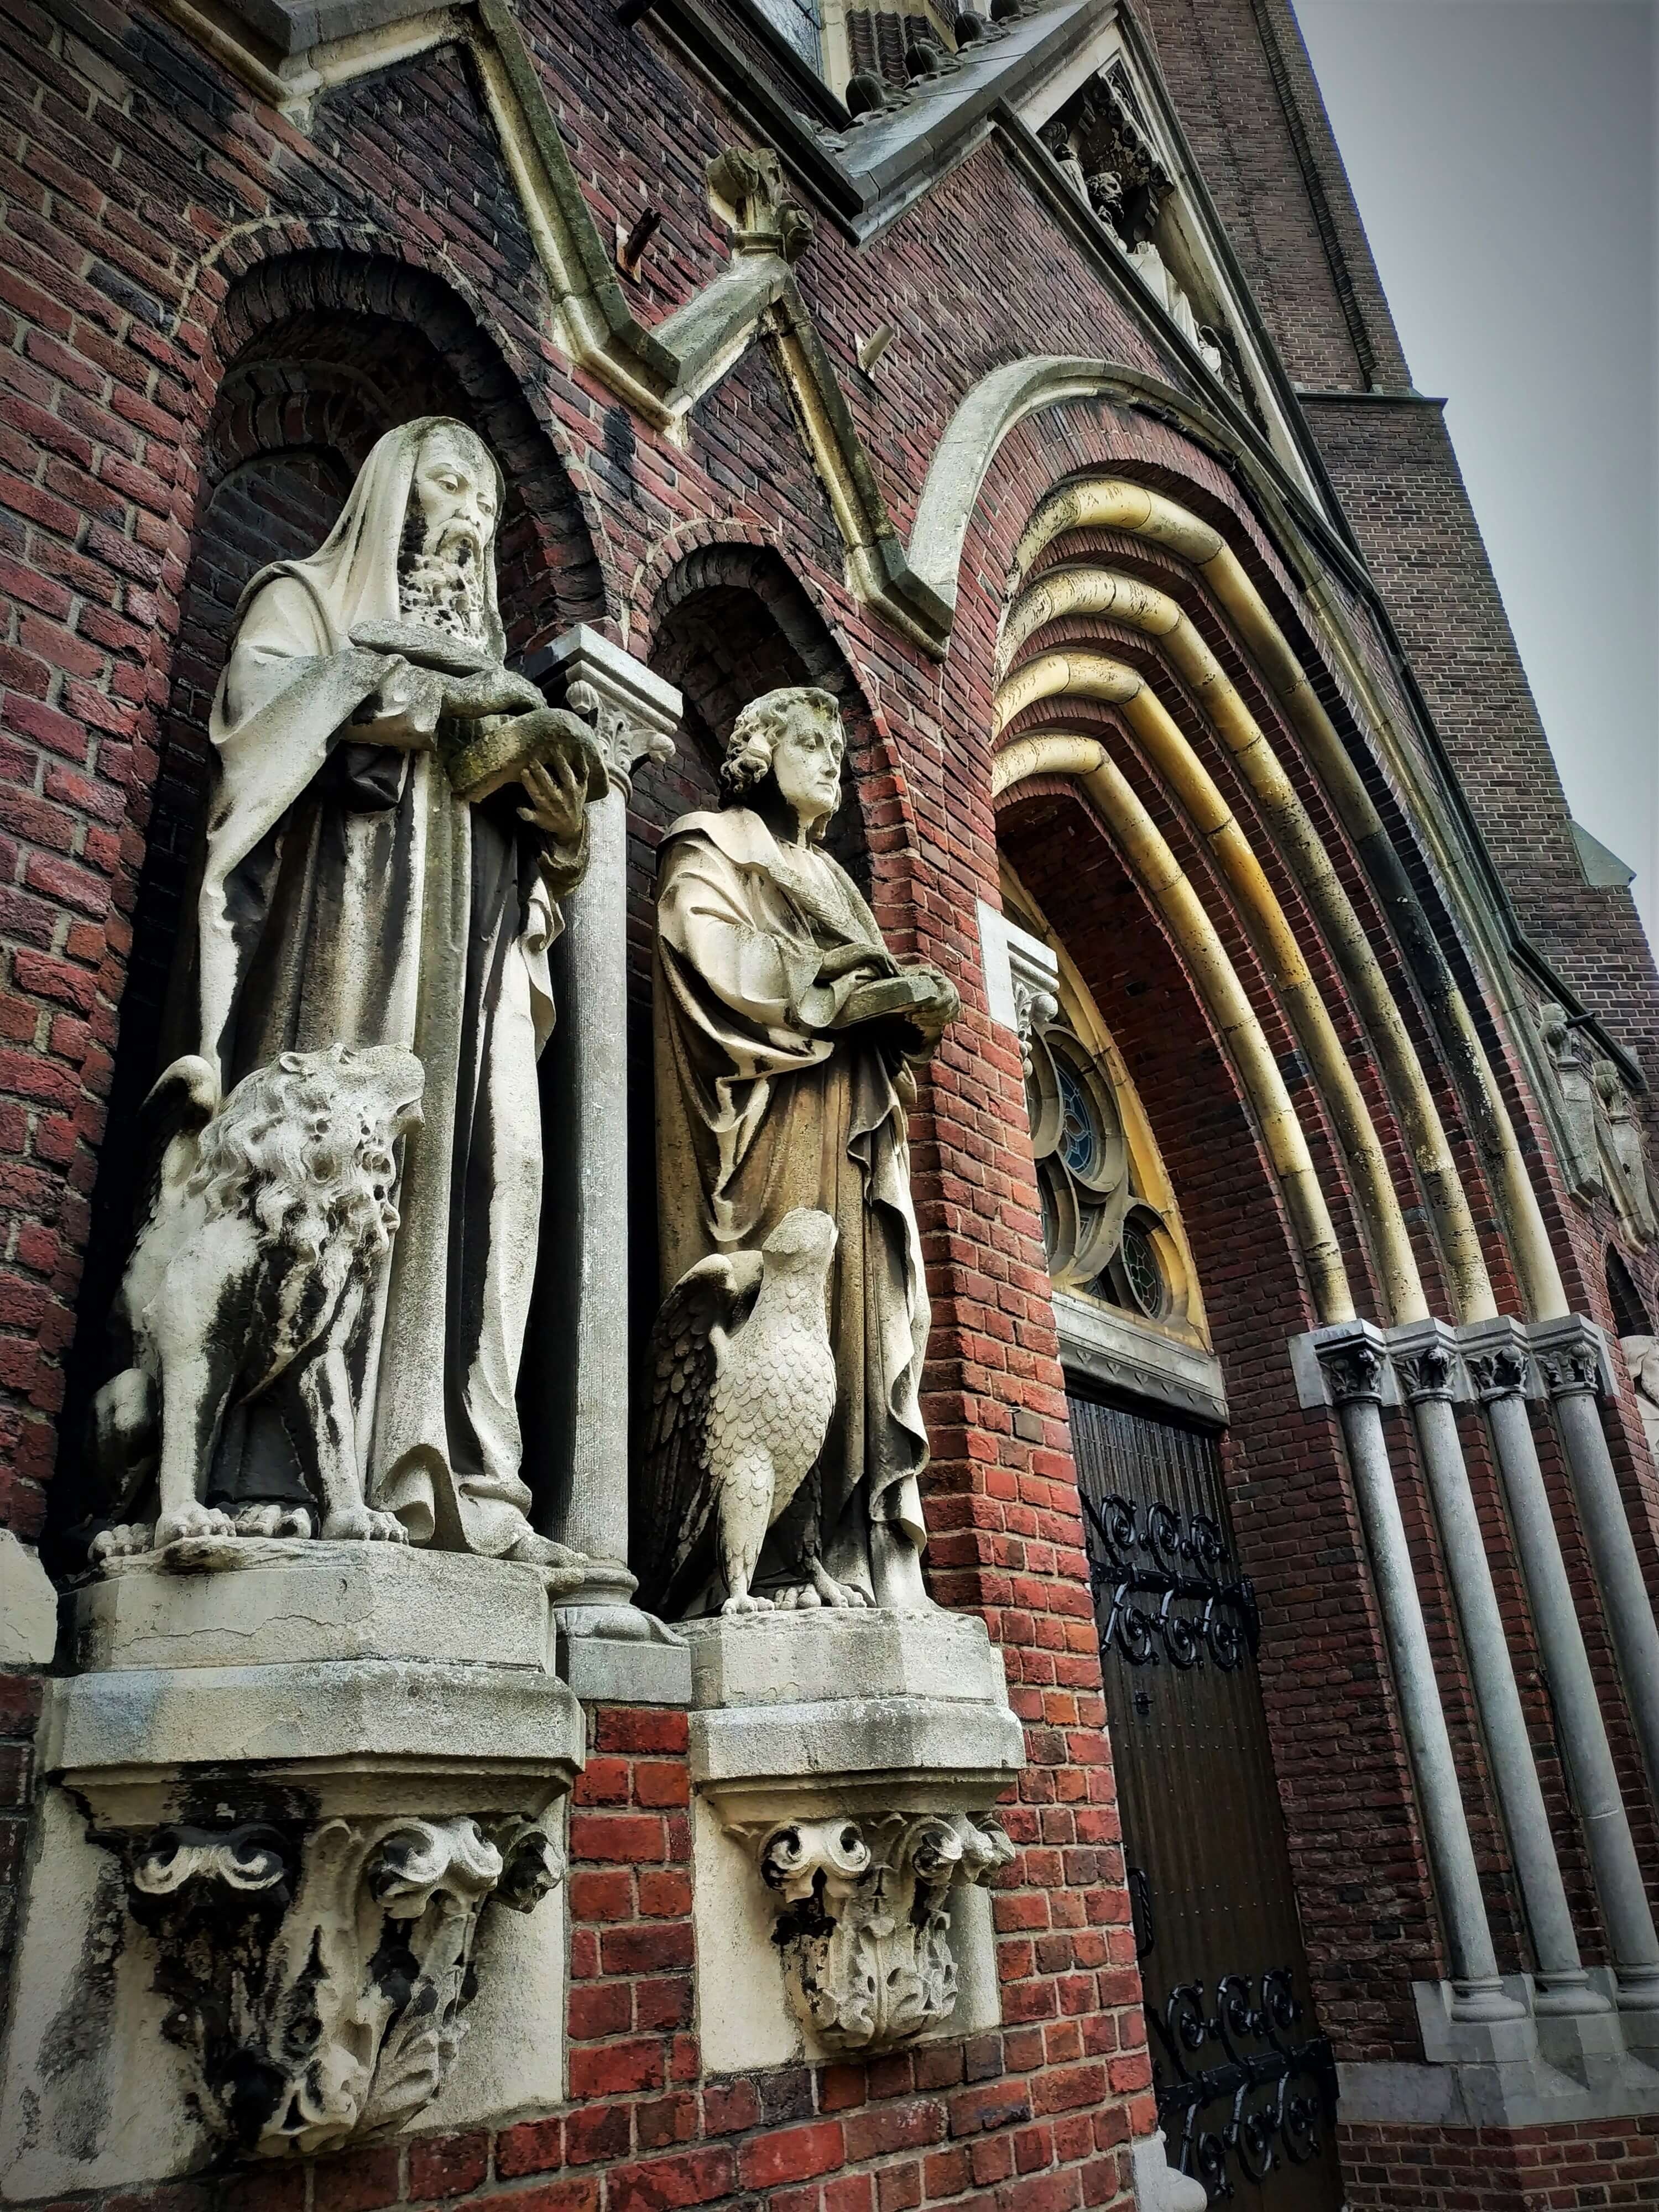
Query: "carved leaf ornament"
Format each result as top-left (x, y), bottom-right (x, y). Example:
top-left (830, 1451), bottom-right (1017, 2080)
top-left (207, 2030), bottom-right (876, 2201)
top-left (125, 1810), bottom-right (563, 2157)
top-left (755, 1812), bottom-right (1014, 2053)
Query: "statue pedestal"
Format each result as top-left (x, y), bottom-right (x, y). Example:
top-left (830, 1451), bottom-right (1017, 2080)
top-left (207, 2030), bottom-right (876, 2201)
top-left (0, 1545), bottom-right (583, 2199)
top-left (684, 1608), bottom-right (1025, 2072)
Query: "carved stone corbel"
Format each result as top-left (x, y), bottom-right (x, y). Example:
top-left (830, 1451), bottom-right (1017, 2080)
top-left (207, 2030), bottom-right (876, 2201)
top-left (738, 1809), bottom-right (1014, 2053)
top-left (122, 1807), bottom-right (564, 2157)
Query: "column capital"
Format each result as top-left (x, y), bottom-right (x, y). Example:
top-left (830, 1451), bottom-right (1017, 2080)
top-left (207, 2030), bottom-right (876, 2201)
top-left (1527, 1314), bottom-right (1615, 1401)
top-left (526, 625), bottom-right (682, 794)
top-left (1289, 1318), bottom-right (1395, 1408)
top-left (1385, 1317), bottom-right (1468, 1405)
top-left (1455, 1316), bottom-right (1540, 1404)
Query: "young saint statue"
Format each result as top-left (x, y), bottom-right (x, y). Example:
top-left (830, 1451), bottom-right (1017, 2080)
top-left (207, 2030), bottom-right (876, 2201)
top-left (184, 416), bottom-right (591, 1564)
top-left (650, 686), bottom-right (959, 1611)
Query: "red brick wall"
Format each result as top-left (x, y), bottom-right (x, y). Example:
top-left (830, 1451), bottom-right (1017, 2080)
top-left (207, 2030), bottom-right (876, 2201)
top-left (1339, 2115), bottom-right (1659, 2210)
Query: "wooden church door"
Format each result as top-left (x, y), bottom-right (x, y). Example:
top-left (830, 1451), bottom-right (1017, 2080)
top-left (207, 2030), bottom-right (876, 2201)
top-left (1067, 1387), bottom-right (1343, 2208)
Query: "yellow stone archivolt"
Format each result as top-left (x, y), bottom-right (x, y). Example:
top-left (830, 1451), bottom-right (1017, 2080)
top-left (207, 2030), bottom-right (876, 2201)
top-left (993, 732), bottom-right (1355, 1328)
top-left (995, 655), bottom-right (1425, 1324)
top-left (997, 568), bottom-right (1494, 1325)
top-left (1001, 477), bottom-right (1566, 1321)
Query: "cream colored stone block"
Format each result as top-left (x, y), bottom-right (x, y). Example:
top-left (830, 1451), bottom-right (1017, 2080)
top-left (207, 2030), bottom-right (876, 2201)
top-left (690, 1791), bottom-right (1000, 2074)
top-left (0, 1790), bottom-right (196, 2201)
top-left (69, 1543), bottom-right (551, 1673)
top-left (0, 1533), bottom-right (55, 1666)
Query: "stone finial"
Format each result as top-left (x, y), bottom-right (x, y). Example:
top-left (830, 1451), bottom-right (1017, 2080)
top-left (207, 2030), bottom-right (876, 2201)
top-left (707, 147), bottom-right (813, 264)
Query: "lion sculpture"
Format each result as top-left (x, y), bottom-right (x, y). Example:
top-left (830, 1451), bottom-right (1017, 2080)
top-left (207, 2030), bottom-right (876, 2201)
top-left (92, 1042), bottom-right (425, 1556)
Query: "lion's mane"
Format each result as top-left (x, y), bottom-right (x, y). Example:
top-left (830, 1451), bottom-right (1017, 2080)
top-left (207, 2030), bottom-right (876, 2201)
top-left (187, 1048), bottom-right (403, 1276)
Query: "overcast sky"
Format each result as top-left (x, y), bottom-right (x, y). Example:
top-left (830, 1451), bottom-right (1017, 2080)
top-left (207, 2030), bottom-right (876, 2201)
top-left (1293, 0), bottom-right (1658, 952)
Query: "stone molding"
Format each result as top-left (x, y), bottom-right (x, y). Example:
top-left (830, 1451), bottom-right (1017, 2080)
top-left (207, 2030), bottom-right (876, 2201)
top-left (526, 624), bottom-right (681, 795)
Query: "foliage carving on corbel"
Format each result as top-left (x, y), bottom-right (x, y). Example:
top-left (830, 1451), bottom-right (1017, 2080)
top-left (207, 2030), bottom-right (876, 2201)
top-left (124, 1810), bottom-right (564, 2158)
top-left (745, 1811), bottom-right (1014, 2053)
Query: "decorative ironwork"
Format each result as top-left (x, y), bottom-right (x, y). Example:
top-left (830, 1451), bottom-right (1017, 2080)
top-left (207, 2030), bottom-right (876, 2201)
top-left (1149, 1968), bottom-right (1338, 2199)
top-left (1081, 1492), bottom-right (1260, 1672)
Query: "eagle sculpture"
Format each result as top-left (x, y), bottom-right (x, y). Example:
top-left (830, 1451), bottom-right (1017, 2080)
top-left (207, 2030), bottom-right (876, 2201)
top-left (637, 1207), bottom-right (840, 1616)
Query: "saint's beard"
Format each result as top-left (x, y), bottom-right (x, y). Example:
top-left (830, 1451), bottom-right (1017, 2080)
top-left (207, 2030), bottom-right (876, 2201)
top-left (397, 502), bottom-right (491, 644)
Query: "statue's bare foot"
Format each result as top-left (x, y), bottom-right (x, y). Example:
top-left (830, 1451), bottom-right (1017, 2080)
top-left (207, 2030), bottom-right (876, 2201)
top-left (320, 1505), bottom-right (408, 1543)
top-left (721, 1591), bottom-right (774, 1615)
top-left (153, 1504), bottom-right (236, 1548)
top-left (808, 1558), bottom-right (873, 1610)
top-left (90, 1521), bottom-right (153, 1563)
top-left (233, 1504), bottom-right (312, 1540)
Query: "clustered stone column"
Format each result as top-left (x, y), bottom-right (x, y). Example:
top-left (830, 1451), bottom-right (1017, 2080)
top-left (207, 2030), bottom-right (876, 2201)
top-left (1310, 1324), bottom-right (1524, 2026)
top-left (1301, 1304), bottom-right (1659, 2067)
top-left (1459, 1317), bottom-right (1659, 2017)
top-left (1386, 1319), bottom-right (1602, 2019)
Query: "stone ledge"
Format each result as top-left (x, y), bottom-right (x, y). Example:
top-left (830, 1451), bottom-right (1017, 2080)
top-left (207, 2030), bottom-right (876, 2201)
top-left (70, 1541), bottom-right (554, 1674)
top-left (684, 1608), bottom-right (1025, 1808)
top-left (45, 1657), bottom-right (584, 1811)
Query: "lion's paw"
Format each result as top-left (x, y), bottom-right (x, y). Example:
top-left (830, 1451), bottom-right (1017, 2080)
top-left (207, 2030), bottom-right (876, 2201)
top-left (233, 1503), bottom-right (313, 1540)
top-left (720, 1591), bottom-right (774, 1616)
top-left (321, 1506), bottom-right (408, 1543)
top-left (90, 1521), bottom-right (154, 1563)
top-left (153, 1504), bottom-right (236, 1548)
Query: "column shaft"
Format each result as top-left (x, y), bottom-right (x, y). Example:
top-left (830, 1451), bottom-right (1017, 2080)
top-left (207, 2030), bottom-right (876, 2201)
top-left (557, 780), bottom-right (631, 1571)
top-left (1550, 1380), bottom-right (1659, 1801)
top-left (1332, 1387), bottom-right (1516, 2017)
top-left (1403, 1384), bottom-right (1594, 2009)
top-left (1481, 1385), bottom-right (1659, 2006)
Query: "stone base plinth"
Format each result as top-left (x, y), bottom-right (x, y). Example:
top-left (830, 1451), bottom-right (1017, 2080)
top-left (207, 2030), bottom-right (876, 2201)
top-left (685, 1607), bottom-right (1025, 2073)
top-left (1, 1543), bottom-right (584, 2200)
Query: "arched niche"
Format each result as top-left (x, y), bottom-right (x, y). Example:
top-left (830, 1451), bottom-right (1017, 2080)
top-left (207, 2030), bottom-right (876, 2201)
top-left (58, 255), bottom-right (603, 1560)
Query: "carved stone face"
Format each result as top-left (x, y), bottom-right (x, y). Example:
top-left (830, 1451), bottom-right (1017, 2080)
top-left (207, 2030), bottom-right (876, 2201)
top-left (399, 424), bottom-right (499, 641)
top-left (770, 699), bottom-right (844, 837)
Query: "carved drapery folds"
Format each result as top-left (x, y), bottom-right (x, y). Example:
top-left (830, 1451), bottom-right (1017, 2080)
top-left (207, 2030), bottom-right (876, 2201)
top-left (126, 1811), bottom-right (563, 2157)
top-left (88, 419), bottom-right (606, 1573)
top-left (641, 685), bottom-right (958, 1618)
top-left (744, 1810), bottom-right (1015, 2053)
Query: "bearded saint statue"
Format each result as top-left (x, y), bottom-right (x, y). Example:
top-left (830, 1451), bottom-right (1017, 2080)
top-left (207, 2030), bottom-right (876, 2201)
top-left (186, 416), bottom-right (591, 1565)
top-left (651, 686), bottom-right (959, 1608)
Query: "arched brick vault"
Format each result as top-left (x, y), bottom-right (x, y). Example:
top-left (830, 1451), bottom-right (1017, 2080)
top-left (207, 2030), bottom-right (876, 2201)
top-left (996, 773), bottom-right (1491, 2059)
top-left (972, 444), bottom-right (1659, 1914)
top-left (55, 255), bottom-right (611, 1552)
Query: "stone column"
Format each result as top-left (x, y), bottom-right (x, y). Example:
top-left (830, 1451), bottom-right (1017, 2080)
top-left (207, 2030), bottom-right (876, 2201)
top-left (1460, 1319), bottom-right (1659, 2015)
top-left (1530, 1313), bottom-right (1659, 1803)
top-left (525, 625), bottom-right (688, 1703)
top-left (1387, 1322), bottom-right (1602, 2018)
top-left (1307, 1324), bottom-right (1523, 2025)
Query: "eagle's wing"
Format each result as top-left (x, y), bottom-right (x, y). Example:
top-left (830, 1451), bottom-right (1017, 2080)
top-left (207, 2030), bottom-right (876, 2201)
top-left (633, 1250), bottom-right (764, 1614)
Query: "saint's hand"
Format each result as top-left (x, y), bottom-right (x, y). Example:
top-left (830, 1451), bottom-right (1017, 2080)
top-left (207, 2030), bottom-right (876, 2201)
top-left (900, 963), bottom-right (960, 1046)
top-left (518, 754), bottom-right (588, 848)
top-left (815, 941), bottom-right (898, 987)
